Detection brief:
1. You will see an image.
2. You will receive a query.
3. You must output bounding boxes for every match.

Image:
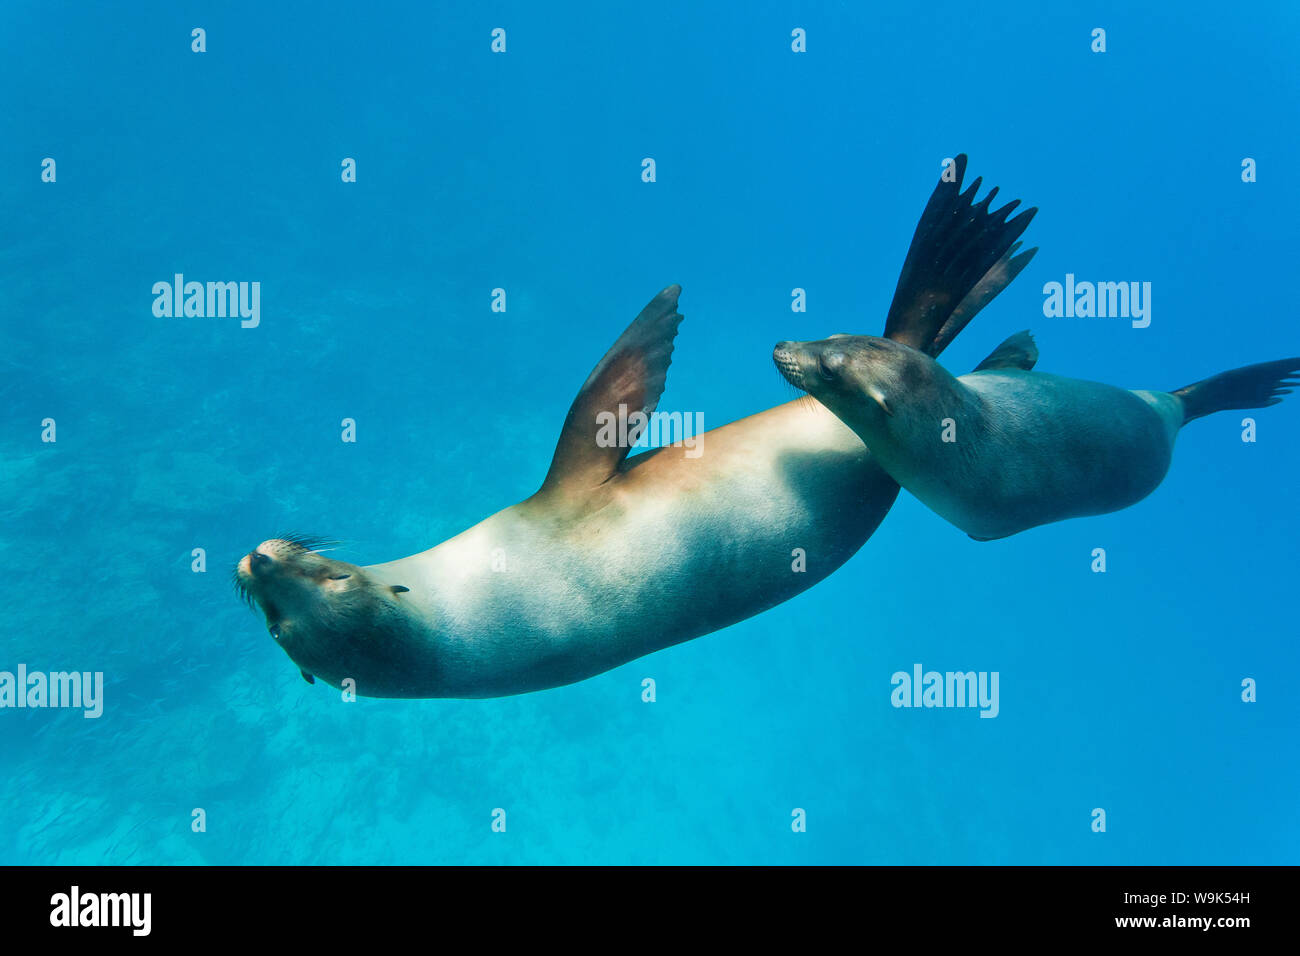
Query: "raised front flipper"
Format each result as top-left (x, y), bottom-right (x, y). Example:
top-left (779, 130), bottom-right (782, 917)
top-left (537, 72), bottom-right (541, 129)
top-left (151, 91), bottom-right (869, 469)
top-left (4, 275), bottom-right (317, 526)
top-left (883, 154), bottom-right (1038, 357)
top-left (538, 285), bottom-right (685, 498)
top-left (932, 244), bottom-right (1038, 357)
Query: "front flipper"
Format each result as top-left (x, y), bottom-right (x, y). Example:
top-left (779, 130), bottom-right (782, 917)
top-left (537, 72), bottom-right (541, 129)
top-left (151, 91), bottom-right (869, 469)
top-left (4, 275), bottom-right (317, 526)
top-left (882, 154), bottom-right (1037, 358)
top-left (932, 244), bottom-right (1038, 357)
top-left (973, 330), bottom-right (1039, 372)
top-left (538, 284), bottom-right (684, 498)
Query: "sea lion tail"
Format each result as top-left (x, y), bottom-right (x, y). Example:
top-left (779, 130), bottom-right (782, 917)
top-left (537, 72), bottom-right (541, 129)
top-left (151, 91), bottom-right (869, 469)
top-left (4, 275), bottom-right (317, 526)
top-left (882, 154), bottom-right (1038, 359)
top-left (1172, 358), bottom-right (1300, 424)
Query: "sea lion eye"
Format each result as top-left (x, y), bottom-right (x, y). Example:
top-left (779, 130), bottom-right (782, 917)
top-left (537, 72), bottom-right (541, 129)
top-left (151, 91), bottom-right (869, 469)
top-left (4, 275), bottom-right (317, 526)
top-left (269, 624), bottom-right (282, 642)
top-left (819, 351), bottom-right (846, 381)
top-left (328, 573), bottom-right (351, 580)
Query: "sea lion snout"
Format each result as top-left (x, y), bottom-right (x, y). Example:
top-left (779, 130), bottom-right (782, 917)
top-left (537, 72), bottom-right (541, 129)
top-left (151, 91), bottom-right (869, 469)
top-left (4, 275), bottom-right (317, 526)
top-left (773, 338), bottom-right (859, 393)
top-left (235, 550), bottom-right (263, 579)
top-left (772, 342), bottom-right (806, 388)
top-left (236, 540), bottom-right (292, 579)
top-left (234, 536), bottom-right (348, 611)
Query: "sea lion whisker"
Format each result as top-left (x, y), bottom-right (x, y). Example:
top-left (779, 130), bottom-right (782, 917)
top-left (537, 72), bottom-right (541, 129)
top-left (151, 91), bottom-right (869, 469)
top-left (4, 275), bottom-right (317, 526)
top-left (797, 392), bottom-right (822, 414)
top-left (276, 532), bottom-right (342, 554)
top-left (231, 568), bottom-right (256, 610)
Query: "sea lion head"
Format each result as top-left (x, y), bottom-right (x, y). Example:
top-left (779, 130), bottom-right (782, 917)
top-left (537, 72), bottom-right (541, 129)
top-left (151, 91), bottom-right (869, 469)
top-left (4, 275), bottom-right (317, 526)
top-left (234, 536), bottom-right (421, 691)
top-left (773, 334), bottom-right (948, 444)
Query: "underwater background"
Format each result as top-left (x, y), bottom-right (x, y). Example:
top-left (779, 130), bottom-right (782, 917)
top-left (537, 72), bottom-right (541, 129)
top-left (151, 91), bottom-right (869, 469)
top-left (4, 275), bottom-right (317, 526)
top-left (1, 0), bottom-right (1296, 865)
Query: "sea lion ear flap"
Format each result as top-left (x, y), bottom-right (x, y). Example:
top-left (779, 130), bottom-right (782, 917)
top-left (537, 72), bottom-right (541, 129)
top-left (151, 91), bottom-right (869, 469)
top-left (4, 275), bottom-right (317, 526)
top-left (537, 285), bottom-right (684, 499)
top-left (867, 385), bottom-right (893, 417)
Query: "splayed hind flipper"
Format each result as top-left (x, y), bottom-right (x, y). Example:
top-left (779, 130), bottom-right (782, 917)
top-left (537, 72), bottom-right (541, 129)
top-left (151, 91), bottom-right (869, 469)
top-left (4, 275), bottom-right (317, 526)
top-left (1172, 358), bottom-right (1300, 424)
top-left (974, 330), bottom-right (1039, 372)
top-left (882, 154), bottom-right (1038, 358)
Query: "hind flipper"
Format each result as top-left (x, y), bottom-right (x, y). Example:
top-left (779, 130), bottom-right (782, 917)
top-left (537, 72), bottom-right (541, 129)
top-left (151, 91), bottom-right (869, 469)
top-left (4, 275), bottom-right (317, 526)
top-left (1171, 358), bottom-right (1300, 424)
top-left (882, 154), bottom-right (1037, 358)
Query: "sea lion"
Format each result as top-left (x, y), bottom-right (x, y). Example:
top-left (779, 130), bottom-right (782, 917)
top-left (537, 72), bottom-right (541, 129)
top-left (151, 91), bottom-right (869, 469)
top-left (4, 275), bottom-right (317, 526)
top-left (234, 154), bottom-right (1037, 698)
top-left (774, 329), bottom-right (1300, 541)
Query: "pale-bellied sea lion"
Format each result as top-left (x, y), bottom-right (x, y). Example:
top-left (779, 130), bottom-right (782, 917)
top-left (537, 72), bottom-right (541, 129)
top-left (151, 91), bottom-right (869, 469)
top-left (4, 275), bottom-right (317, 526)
top-left (234, 154), bottom-right (1037, 697)
top-left (774, 328), bottom-right (1300, 541)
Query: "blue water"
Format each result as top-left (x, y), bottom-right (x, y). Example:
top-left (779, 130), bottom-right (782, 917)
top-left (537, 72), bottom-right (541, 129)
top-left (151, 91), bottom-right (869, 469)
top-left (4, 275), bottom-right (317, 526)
top-left (1, 1), bottom-right (1296, 864)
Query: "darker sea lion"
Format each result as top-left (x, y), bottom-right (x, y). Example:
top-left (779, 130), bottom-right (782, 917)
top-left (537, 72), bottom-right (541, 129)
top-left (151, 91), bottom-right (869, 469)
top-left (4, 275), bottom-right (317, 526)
top-left (235, 155), bottom-right (1037, 697)
top-left (774, 328), bottom-right (1300, 540)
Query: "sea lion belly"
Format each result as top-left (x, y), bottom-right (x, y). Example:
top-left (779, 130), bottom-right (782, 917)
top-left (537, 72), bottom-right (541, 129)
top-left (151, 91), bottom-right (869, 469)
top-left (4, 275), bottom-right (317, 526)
top-left (941, 371), bottom-right (1181, 538)
top-left (366, 400), bottom-right (897, 697)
